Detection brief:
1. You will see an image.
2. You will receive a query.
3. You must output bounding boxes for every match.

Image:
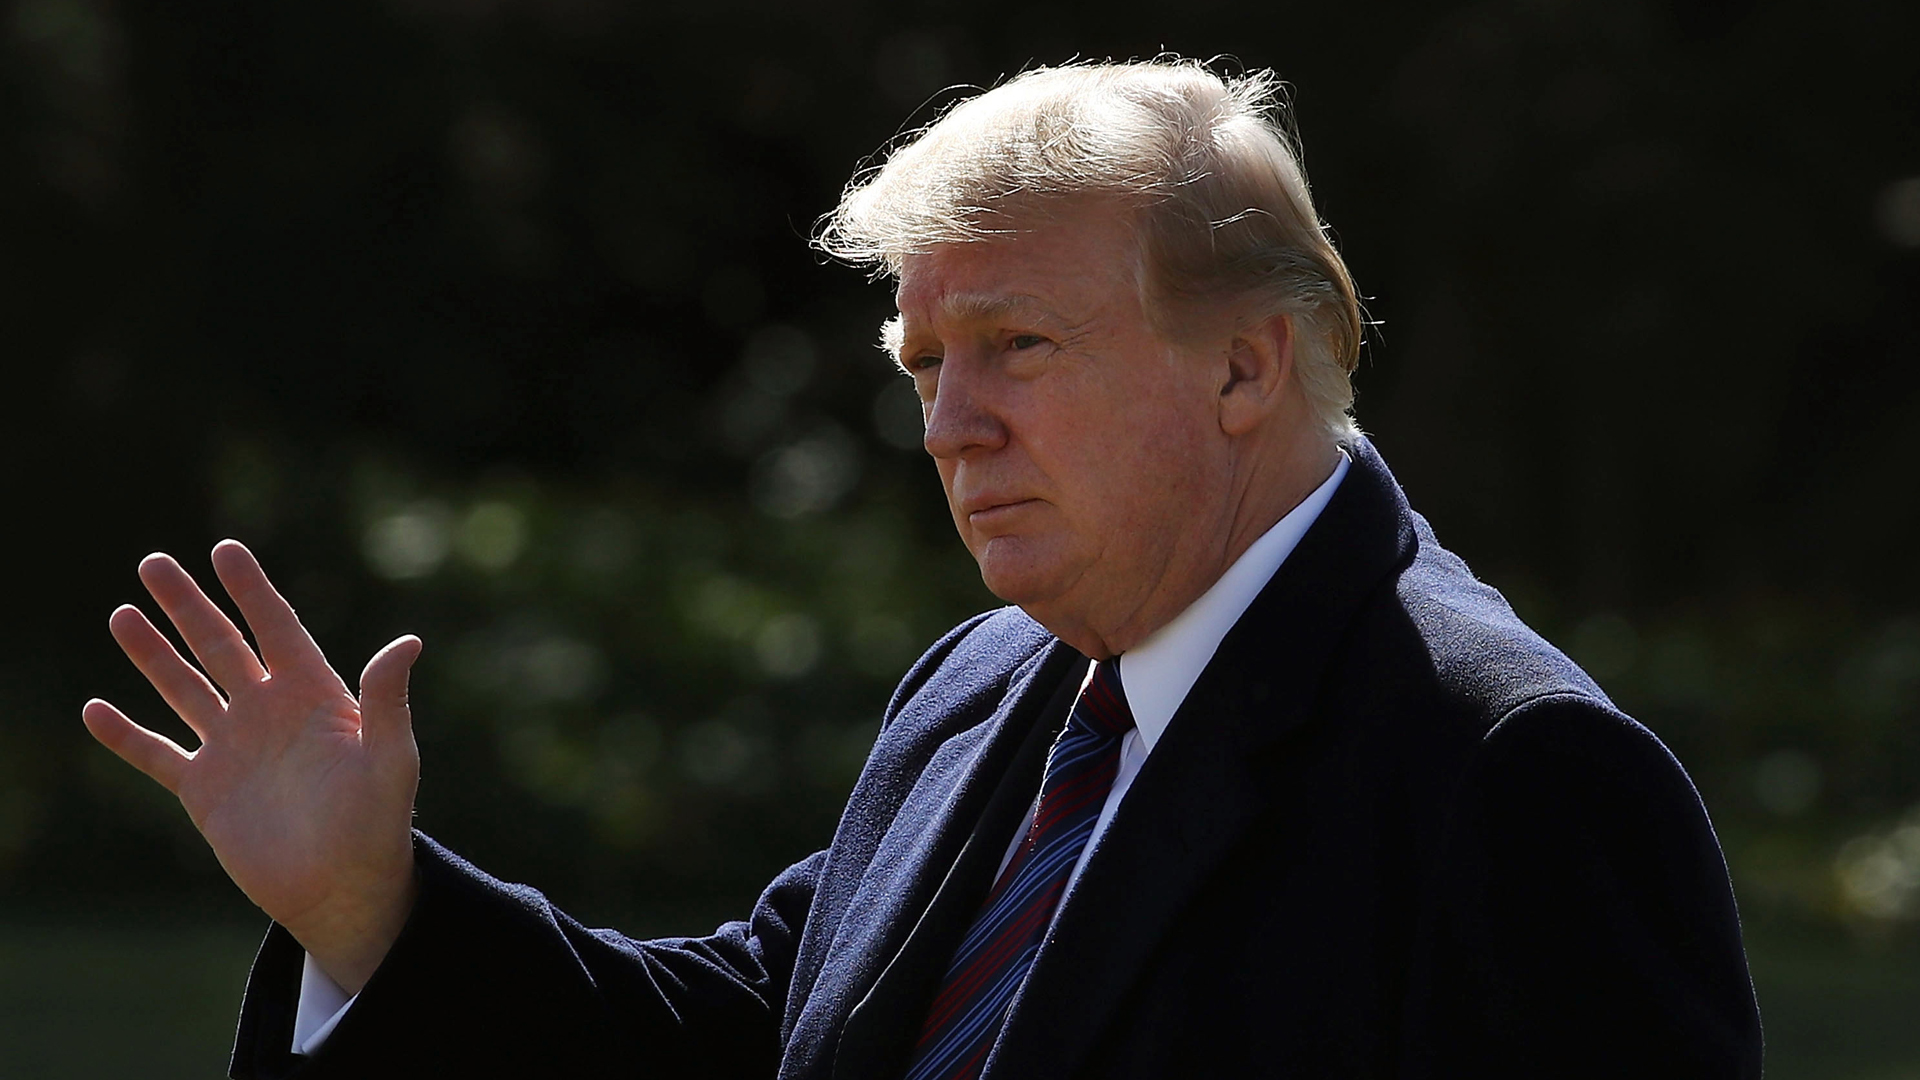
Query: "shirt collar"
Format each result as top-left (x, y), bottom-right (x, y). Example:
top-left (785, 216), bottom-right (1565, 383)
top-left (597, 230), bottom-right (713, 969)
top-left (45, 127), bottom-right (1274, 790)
top-left (1115, 451), bottom-right (1351, 751)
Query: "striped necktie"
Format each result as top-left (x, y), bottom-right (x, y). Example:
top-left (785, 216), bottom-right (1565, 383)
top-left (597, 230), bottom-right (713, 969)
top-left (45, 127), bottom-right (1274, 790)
top-left (904, 657), bottom-right (1135, 1080)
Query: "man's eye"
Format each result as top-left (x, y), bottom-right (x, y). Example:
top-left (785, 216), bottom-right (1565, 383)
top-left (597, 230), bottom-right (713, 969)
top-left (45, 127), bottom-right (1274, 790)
top-left (907, 354), bottom-right (942, 373)
top-left (1009, 334), bottom-right (1047, 351)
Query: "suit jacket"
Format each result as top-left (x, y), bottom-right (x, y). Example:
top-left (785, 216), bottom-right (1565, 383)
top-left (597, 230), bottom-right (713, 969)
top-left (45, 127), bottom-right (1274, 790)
top-left (231, 439), bottom-right (1764, 1079)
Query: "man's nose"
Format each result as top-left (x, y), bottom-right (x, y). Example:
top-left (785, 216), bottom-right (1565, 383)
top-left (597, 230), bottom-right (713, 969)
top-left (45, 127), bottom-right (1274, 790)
top-left (921, 360), bottom-right (1008, 460)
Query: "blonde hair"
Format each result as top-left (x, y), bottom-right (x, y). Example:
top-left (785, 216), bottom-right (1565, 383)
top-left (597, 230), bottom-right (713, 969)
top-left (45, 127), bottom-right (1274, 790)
top-left (816, 58), bottom-right (1364, 445)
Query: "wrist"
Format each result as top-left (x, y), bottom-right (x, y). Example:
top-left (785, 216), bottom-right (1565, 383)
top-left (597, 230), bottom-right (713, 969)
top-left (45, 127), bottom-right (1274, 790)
top-left (290, 861), bottom-right (420, 996)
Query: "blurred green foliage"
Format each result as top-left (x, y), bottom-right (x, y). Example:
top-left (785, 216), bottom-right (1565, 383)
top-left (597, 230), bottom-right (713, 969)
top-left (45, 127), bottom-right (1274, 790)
top-left (1, 0), bottom-right (1919, 1071)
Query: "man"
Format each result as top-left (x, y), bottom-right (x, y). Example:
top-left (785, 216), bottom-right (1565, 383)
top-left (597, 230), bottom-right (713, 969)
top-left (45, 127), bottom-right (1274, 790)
top-left (85, 60), bottom-right (1763, 1078)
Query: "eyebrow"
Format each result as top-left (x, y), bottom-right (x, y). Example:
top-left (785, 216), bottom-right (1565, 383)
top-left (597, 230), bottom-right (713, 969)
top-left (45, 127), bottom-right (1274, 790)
top-left (887, 288), bottom-right (1098, 372)
top-left (885, 291), bottom-right (1071, 363)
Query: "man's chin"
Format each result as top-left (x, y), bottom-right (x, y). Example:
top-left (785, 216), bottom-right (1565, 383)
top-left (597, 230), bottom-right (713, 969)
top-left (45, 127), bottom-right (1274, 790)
top-left (974, 550), bottom-right (1083, 627)
top-left (975, 541), bottom-right (1051, 597)
top-left (977, 567), bottom-right (1048, 607)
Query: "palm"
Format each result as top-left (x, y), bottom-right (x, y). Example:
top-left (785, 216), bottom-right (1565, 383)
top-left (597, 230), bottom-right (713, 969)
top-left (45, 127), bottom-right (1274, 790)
top-left (189, 667), bottom-right (407, 924)
top-left (83, 540), bottom-right (421, 989)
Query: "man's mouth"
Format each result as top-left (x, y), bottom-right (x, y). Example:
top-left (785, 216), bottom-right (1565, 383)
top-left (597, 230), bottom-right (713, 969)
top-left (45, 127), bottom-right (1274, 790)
top-left (965, 498), bottom-right (1040, 529)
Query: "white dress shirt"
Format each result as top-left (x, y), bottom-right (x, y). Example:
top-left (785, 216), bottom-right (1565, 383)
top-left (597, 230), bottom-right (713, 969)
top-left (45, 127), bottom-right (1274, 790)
top-left (293, 453), bottom-right (1351, 1055)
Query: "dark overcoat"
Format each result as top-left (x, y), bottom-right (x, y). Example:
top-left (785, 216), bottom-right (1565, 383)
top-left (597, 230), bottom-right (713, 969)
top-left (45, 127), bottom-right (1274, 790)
top-left (232, 440), bottom-right (1764, 1079)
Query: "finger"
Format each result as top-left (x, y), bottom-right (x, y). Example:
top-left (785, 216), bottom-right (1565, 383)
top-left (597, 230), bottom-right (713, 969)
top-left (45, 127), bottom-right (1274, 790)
top-left (209, 539), bottom-right (330, 676)
top-left (82, 698), bottom-right (192, 794)
top-left (138, 552), bottom-right (267, 690)
top-left (358, 635), bottom-right (423, 749)
top-left (107, 604), bottom-right (228, 739)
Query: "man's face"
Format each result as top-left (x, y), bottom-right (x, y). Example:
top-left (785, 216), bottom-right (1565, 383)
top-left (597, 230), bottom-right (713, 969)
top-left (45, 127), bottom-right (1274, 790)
top-left (894, 207), bottom-right (1238, 653)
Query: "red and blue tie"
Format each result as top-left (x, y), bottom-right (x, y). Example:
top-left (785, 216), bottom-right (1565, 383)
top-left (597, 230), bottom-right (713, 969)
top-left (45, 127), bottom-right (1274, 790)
top-left (904, 658), bottom-right (1135, 1080)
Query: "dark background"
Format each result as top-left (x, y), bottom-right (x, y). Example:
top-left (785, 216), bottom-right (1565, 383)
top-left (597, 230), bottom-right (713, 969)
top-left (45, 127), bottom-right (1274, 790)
top-left (2, 0), bottom-right (1918, 1075)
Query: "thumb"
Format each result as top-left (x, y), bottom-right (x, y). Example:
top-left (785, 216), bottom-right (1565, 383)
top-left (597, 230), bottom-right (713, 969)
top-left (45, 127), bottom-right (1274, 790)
top-left (359, 635), bottom-right (424, 746)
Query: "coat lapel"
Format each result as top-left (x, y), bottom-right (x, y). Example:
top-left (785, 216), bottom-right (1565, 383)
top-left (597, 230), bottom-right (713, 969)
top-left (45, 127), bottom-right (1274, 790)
top-left (832, 656), bottom-right (1081, 1080)
top-left (823, 640), bottom-right (1084, 1080)
top-left (983, 440), bottom-right (1418, 1080)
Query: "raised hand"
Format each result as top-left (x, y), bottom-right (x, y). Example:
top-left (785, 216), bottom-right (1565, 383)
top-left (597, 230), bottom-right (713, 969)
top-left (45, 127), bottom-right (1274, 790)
top-left (83, 540), bottom-right (422, 994)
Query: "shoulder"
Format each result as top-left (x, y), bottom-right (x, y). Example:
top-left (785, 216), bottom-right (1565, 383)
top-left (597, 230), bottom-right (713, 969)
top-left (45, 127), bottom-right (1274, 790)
top-left (1338, 507), bottom-right (1613, 738)
top-left (1289, 441), bottom-right (1611, 740)
top-left (1310, 489), bottom-right (1719, 850)
top-left (1337, 510), bottom-right (1712, 849)
top-left (1407, 511), bottom-right (1608, 713)
top-left (1305, 495), bottom-right (1700, 819)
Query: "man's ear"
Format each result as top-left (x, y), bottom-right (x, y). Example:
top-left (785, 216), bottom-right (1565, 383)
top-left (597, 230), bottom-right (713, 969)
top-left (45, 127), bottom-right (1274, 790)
top-left (1218, 312), bottom-right (1294, 437)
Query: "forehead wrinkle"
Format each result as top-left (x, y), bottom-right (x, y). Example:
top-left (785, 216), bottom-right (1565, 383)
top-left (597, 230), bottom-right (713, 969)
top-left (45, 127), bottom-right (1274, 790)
top-left (897, 285), bottom-right (1069, 326)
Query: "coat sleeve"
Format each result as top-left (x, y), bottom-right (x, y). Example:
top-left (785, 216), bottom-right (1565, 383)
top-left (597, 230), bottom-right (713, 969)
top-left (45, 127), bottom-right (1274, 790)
top-left (1405, 693), bottom-right (1764, 1079)
top-left (229, 833), bottom-right (825, 1079)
